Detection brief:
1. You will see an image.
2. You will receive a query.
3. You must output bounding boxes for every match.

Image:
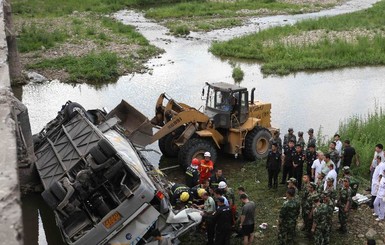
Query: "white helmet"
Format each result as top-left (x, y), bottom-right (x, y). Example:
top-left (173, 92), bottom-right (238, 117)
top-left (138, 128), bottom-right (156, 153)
top-left (218, 181), bottom-right (227, 189)
top-left (204, 152), bottom-right (211, 157)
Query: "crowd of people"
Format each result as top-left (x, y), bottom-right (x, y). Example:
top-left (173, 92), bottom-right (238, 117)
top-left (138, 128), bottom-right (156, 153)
top-left (155, 127), bottom-right (384, 245)
top-left (167, 151), bottom-right (256, 245)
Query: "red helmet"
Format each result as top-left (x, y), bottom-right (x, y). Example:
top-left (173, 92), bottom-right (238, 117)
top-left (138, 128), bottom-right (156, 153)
top-left (191, 158), bottom-right (200, 166)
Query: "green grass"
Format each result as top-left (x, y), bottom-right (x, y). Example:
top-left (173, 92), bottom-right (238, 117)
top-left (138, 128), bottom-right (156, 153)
top-left (169, 24), bottom-right (190, 36)
top-left (18, 23), bottom-right (68, 52)
top-left (210, 0), bottom-right (385, 75)
top-left (28, 52), bottom-right (119, 84)
top-left (145, 0), bottom-right (308, 20)
top-left (232, 66), bottom-right (244, 83)
top-left (336, 108), bottom-right (385, 179)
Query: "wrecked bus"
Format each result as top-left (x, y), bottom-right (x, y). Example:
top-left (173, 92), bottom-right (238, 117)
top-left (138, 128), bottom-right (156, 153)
top-left (33, 100), bottom-right (201, 245)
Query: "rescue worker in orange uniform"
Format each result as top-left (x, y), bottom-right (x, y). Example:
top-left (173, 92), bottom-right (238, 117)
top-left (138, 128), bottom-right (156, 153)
top-left (199, 152), bottom-right (214, 183)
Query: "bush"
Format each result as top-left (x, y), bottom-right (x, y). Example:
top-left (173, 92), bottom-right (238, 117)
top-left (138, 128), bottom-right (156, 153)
top-left (29, 52), bottom-right (119, 83)
top-left (232, 66), bottom-right (244, 83)
top-left (170, 25), bottom-right (190, 36)
top-left (18, 24), bottom-right (68, 52)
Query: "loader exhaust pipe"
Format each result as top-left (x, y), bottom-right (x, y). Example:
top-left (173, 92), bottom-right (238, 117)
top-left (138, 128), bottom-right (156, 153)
top-left (250, 88), bottom-right (255, 104)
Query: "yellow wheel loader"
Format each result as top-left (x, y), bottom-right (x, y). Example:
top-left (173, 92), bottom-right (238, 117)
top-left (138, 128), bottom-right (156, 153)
top-left (109, 82), bottom-right (277, 168)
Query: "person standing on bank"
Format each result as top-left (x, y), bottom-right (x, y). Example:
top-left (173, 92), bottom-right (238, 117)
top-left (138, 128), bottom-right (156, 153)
top-left (281, 140), bottom-right (296, 184)
top-left (283, 128), bottom-right (297, 147)
top-left (212, 197), bottom-right (232, 245)
top-left (305, 144), bottom-right (317, 180)
top-left (293, 144), bottom-right (305, 191)
top-left (297, 131), bottom-right (305, 150)
top-left (267, 143), bottom-right (281, 189)
top-left (342, 140), bottom-right (357, 167)
top-left (334, 134), bottom-right (343, 173)
top-left (278, 188), bottom-right (300, 245)
top-left (337, 177), bottom-right (352, 234)
top-left (307, 128), bottom-right (316, 148)
top-left (269, 130), bottom-right (283, 154)
top-left (239, 194), bottom-right (256, 245)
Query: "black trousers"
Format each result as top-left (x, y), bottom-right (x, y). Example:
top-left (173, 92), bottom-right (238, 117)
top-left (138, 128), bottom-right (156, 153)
top-left (268, 169), bottom-right (279, 188)
top-left (214, 229), bottom-right (231, 245)
top-left (306, 164), bottom-right (312, 181)
top-left (281, 164), bottom-right (293, 183)
top-left (206, 217), bottom-right (215, 245)
top-left (292, 167), bottom-right (303, 190)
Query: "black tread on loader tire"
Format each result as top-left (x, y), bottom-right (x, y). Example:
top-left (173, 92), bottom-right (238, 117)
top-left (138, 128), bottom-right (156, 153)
top-left (243, 126), bottom-right (271, 161)
top-left (98, 138), bottom-right (117, 158)
top-left (178, 137), bottom-right (217, 170)
top-left (90, 147), bottom-right (108, 165)
top-left (158, 127), bottom-right (184, 157)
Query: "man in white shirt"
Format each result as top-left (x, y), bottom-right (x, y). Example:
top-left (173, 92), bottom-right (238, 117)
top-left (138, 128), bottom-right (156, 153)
top-left (334, 134), bottom-right (343, 173)
top-left (372, 157), bottom-right (385, 192)
top-left (311, 152), bottom-right (325, 181)
top-left (369, 144), bottom-right (385, 190)
top-left (324, 162), bottom-right (337, 190)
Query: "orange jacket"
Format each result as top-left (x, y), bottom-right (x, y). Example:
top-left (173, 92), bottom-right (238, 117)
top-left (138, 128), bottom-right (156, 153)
top-left (199, 159), bottom-right (214, 179)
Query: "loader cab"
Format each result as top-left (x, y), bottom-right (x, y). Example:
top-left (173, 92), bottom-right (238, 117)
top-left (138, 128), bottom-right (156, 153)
top-left (204, 82), bottom-right (248, 128)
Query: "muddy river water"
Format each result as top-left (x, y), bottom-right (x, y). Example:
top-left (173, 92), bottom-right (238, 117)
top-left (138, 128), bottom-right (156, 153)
top-left (20, 0), bottom-right (384, 243)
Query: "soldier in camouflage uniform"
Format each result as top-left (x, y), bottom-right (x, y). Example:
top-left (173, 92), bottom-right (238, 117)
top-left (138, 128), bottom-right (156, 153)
top-left (307, 128), bottom-right (316, 149)
top-left (287, 178), bottom-right (299, 199)
top-left (316, 171), bottom-right (326, 194)
top-left (297, 131), bottom-right (305, 150)
top-left (329, 142), bottom-right (340, 167)
top-left (283, 128), bottom-right (297, 148)
top-left (300, 175), bottom-right (310, 230)
top-left (341, 166), bottom-right (359, 208)
top-left (312, 195), bottom-right (330, 245)
top-left (278, 188), bottom-right (300, 245)
top-left (324, 177), bottom-right (337, 203)
top-left (303, 182), bottom-right (318, 235)
top-left (269, 130), bottom-right (283, 154)
top-left (322, 191), bottom-right (334, 241)
top-left (337, 177), bottom-right (352, 234)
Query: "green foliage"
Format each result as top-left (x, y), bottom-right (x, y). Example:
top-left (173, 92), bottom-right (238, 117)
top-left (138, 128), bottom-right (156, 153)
top-left (169, 25), bottom-right (190, 36)
top-left (210, 0), bottom-right (385, 75)
top-left (145, 0), bottom-right (304, 19)
top-left (100, 17), bottom-right (149, 45)
top-left (232, 66), bottom-right (244, 83)
top-left (18, 24), bottom-right (68, 53)
top-left (337, 108), bottom-right (385, 178)
top-left (28, 52), bottom-right (119, 84)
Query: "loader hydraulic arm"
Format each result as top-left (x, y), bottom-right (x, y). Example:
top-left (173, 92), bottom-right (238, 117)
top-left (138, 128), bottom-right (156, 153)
top-left (151, 109), bottom-right (210, 143)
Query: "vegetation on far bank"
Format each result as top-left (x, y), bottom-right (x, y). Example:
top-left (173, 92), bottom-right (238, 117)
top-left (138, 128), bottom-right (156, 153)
top-left (210, 0), bottom-right (385, 75)
top-left (145, 0), bottom-right (341, 34)
top-left (13, 0), bottom-right (163, 85)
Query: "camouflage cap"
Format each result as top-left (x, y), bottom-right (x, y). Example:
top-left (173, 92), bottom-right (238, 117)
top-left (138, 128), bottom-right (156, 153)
top-left (309, 182), bottom-right (317, 189)
top-left (342, 166), bottom-right (350, 171)
top-left (326, 177), bottom-right (334, 182)
top-left (287, 177), bottom-right (297, 183)
top-left (288, 127), bottom-right (294, 132)
top-left (308, 128), bottom-right (314, 133)
top-left (298, 131), bottom-right (304, 136)
top-left (320, 169), bottom-right (328, 176)
top-left (322, 190), bottom-right (330, 196)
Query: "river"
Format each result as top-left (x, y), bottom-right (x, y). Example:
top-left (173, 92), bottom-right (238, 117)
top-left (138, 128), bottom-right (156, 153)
top-left (20, 0), bottom-right (384, 243)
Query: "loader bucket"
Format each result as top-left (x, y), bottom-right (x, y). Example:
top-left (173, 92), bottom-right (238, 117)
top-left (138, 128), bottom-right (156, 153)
top-left (106, 100), bottom-right (154, 147)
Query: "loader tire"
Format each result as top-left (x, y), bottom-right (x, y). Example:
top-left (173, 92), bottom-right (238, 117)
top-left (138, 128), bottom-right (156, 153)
top-left (244, 127), bottom-right (271, 161)
top-left (158, 127), bottom-right (184, 157)
top-left (178, 138), bottom-right (217, 170)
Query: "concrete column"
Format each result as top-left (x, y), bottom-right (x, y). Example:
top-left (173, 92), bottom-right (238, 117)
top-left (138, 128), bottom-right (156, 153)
top-left (0, 0), bottom-right (23, 243)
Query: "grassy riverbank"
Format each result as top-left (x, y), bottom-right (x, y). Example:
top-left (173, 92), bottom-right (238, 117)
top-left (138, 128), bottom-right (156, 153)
top-left (145, 0), bottom-right (342, 34)
top-left (337, 108), bottom-right (385, 179)
top-left (12, 0), bottom-right (163, 84)
top-left (210, 0), bottom-right (385, 75)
